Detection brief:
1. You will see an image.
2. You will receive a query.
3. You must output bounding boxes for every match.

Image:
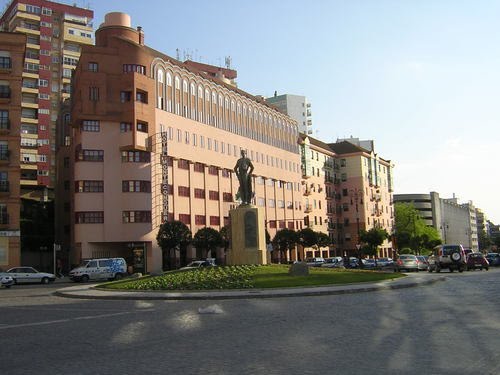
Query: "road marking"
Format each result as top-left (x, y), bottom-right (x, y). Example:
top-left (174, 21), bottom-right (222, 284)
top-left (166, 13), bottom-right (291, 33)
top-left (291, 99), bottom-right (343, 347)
top-left (0, 312), bottom-right (132, 330)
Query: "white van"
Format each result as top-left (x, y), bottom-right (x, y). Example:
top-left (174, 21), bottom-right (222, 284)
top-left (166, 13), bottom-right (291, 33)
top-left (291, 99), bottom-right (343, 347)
top-left (69, 258), bottom-right (127, 282)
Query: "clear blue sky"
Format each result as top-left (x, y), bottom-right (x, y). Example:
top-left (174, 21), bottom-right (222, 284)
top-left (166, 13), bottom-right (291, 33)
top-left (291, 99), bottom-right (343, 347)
top-left (12, 0), bottom-right (500, 223)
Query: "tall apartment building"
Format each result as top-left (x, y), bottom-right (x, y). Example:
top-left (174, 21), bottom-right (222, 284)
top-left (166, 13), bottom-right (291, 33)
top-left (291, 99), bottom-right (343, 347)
top-left (329, 138), bottom-right (395, 258)
top-left (298, 134), bottom-right (337, 259)
top-left (0, 0), bottom-right (93, 200)
top-left (0, 32), bottom-right (24, 269)
top-left (265, 93), bottom-right (313, 135)
top-left (65, 13), bottom-right (302, 272)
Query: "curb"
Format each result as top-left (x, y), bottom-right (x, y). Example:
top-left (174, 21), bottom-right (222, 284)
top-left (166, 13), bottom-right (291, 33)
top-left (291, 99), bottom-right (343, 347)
top-left (54, 275), bottom-right (446, 301)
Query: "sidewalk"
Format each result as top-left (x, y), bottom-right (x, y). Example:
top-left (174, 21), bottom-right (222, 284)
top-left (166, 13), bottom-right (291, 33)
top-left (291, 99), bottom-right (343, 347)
top-left (54, 273), bottom-right (446, 301)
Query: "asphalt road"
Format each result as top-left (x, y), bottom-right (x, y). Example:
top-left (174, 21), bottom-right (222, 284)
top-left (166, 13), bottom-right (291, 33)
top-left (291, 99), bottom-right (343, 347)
top-left (0, 269), bottom-right (499, 375)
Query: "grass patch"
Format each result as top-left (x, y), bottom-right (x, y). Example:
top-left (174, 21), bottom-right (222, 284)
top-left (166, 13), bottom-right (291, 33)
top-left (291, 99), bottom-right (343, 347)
top-left (100, 264), bottom-right (404, 291)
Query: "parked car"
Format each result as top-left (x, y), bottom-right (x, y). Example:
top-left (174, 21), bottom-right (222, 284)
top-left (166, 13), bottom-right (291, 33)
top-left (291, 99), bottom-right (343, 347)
top-left (69, 258), bottom-right (127, 282)
top-left (427, 244), bottom-right (467, 273)
top-left (362, 259), bottom-right (377, 269)
top-left (416, 256), bottom-right (429, 271)
top-left (180, 260), bottom-right (215, 270)
top-left (305, 257), bottom-right (325, 267)
top-left (466, 253), bottom-right (489, 271)
top-left (321, 257), bottom-right (343, 268)
top-left (485, 253), bottom-right (500, 267)
top-left (394, 254), bottom-right (419, 272)
top-left (377, 257), bottom-right (394, 267)
top-left (0, 267), bottom-right (56, 284)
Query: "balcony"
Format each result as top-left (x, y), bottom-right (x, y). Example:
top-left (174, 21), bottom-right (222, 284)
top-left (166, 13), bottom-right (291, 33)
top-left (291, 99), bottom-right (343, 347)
top-left (304, 205), bottom-right (313, 213)
top-left (303, 188), bottom-right (311, 196)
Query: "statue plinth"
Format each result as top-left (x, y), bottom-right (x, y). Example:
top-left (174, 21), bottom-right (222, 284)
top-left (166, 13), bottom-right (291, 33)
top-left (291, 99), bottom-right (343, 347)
top-left (227, 205), bottom-right (267, 265)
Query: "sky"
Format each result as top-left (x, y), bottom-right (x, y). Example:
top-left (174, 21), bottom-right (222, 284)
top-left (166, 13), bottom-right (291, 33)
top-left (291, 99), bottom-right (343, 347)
top-left (6, 0), bottom-right (500, 222)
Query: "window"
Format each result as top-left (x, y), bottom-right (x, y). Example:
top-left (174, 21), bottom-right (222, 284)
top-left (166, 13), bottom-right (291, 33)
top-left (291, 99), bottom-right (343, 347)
top-left (209, 191), bottom-right (219, 200)
top-left (88, 62), bottom-right (98, 72)
top-left (208, 166), bottom-right (218, 175)
top-left (77, 149), bottom-right (103, 162)
top-left (341, 173), bottom-right (347, 181)
top-left (210, 216), bottom-right (220, 226)
top-left (120, 122), bottom-right (132, 132)
top-left (136, 122), bottom-right (148, 132)
top-left (120, 91), bottom-right (131, 102)
top-left (76, 211), bottom-right (104, 224)
top-left (136, 90), bottom-right (147, 103)
top-left (0, 56), bottom-right (11, 69)
top-left (122, 181), bottom-right (151, 192)
top-left (0, 110), bottom-right (8, 129)
top-left (221, 169), bottom-right (230, 178)
top-left (195, 215), bottom-right (206, 225)
top-left (75, 180), bottom-right (104, 192)
top-left (340, 159), bottom-right (346, 167)
top-left (194, 163), bottom-right (204, 173)
top-left (121, 151), bottom-right (150, 163)
top-left (81, 120), bottom-right (100, 132)
top-left (178, 159), bottom-right (189, 170)
top-left (194, 188), bottom-right (205, 199)
top-left (89, 87), bottom-right (99, 101)
top-left (122, 211), bottom-right (151, 223)
top-left (123, 64), bottom-right (146, 74)
top-left (223, 192), bottom-right (233, 202)
top-left (178, 186), bottom-right (190, 197)
top-left (179, 214), bottom-right (190, 225)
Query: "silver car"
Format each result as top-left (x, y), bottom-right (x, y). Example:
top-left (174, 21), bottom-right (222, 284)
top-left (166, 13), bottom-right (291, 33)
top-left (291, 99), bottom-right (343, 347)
top-left (0, 267), bottom-right (56, 284)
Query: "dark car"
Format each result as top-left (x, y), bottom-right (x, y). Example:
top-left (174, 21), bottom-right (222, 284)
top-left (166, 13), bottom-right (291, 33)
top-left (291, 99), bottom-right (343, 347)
top-left (466, 253), bottom-right (489, 271)
top-left (485, 253), bottom-right (500, 267)
top-left (395, 254), bottom-right (419, 272)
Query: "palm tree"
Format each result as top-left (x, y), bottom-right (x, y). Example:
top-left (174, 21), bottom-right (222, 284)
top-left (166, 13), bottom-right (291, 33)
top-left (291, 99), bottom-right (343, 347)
top-left (156, 220), bottom-right (192, 270)
top-left (272, 229), bottom-right (298, 263)
top-left (192, 227), bottom-right (223, 260)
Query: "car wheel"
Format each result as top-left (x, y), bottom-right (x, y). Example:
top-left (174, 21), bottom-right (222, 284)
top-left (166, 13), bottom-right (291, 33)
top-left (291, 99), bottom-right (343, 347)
top-left (41, 277), bottom-right (49, 284)
top-left (436, 266), bottom-right (441, 273)
top-left (449, 268), bottom-right (454, 273)
top-left (451, 252), bottom-right (461, 262)
top-left (114, 273), bottom-right (123, 281)
top-left (485, 267), bottom-right (489, 271)
top-left (81, 275), bottom-right (89, 283)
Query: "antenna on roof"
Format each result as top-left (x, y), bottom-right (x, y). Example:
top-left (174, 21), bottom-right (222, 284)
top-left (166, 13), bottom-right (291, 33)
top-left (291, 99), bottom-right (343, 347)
top-left (176, 48), bottom-right (180, 60)
top-left (225, 56), bottom-right (232, 69)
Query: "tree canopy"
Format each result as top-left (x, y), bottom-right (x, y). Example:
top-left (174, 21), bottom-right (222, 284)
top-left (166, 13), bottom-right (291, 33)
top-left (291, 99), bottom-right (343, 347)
top-left (192, 227), bottom-right (223, 259)
top-left (394, 203), bottom-right (441, 254)
top-left (359, 227), bottom-right (389, 257)
top-left (272, 228), bottom-right (298, 261)
top-left (156, 221), bottom-right (192, 269)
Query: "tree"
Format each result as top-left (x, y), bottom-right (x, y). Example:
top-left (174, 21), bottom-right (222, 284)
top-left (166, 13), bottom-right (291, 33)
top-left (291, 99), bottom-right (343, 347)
top-left (297, 228), bottom-right (318, 250)
top-left (394, 203), bottom-right (441, 253)
top-left (315, 232), bottom-right (331, 250)
top-left (359, 227), bottom-right (389, 258)
top-left (156, 221), bottom-right (192, 270)
top-left (192, 227), bottom-right (223, 260)
top-left (272, 229), bottom-right (298, 262)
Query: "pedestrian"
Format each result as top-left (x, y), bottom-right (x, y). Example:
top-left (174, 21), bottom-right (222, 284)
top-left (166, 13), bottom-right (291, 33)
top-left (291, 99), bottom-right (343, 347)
top-left (56, 258), bottom-right (63, 278)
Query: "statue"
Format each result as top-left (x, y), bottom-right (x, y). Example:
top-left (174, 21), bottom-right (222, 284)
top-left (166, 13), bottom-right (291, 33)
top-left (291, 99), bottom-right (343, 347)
top-left (234, 149), bottom-right (254, 205)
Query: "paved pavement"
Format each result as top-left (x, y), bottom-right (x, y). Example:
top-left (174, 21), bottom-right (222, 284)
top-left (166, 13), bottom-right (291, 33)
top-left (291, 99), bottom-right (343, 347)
top-left (55, 273), bottom-right (446, 300)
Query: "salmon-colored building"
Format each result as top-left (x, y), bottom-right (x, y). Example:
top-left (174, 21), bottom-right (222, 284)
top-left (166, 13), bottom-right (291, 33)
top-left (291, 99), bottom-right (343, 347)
top-left (330, 139), bottom-right (395, 258)
top-left (0, 32), bottom-right (24, 269)
top-left (65, 13), bottom-right (302, 272)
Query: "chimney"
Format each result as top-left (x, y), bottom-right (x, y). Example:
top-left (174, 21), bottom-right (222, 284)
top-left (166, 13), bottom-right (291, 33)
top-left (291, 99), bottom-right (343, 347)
top-left (137, 26), bottom-right (144, 45)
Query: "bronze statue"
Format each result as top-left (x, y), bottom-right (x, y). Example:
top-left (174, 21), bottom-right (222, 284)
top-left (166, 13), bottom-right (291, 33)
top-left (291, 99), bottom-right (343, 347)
top-left (234, 149), bottom-right (254, 205)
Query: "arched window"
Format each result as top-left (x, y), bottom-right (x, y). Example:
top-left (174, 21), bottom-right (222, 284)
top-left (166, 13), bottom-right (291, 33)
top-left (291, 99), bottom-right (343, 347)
top-left (212, 92), bottom-right (217, 103)
top-left (166, 72), bottom-right (172, 86)
top-left (190, 82), bottom-right (195, 94)
top-left (174, 76), bottom-right (180, 89)
top-left (199, 86), bottom-right (204, 98)
top-left (157, 69), bottom-right (164, 83)
top-left (183, 80), bottom-right (188, 92)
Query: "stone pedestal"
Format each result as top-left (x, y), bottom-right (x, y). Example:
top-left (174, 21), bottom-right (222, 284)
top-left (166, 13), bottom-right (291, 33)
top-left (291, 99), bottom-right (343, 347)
top-left (227, 205), bottom-right (268, 265)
